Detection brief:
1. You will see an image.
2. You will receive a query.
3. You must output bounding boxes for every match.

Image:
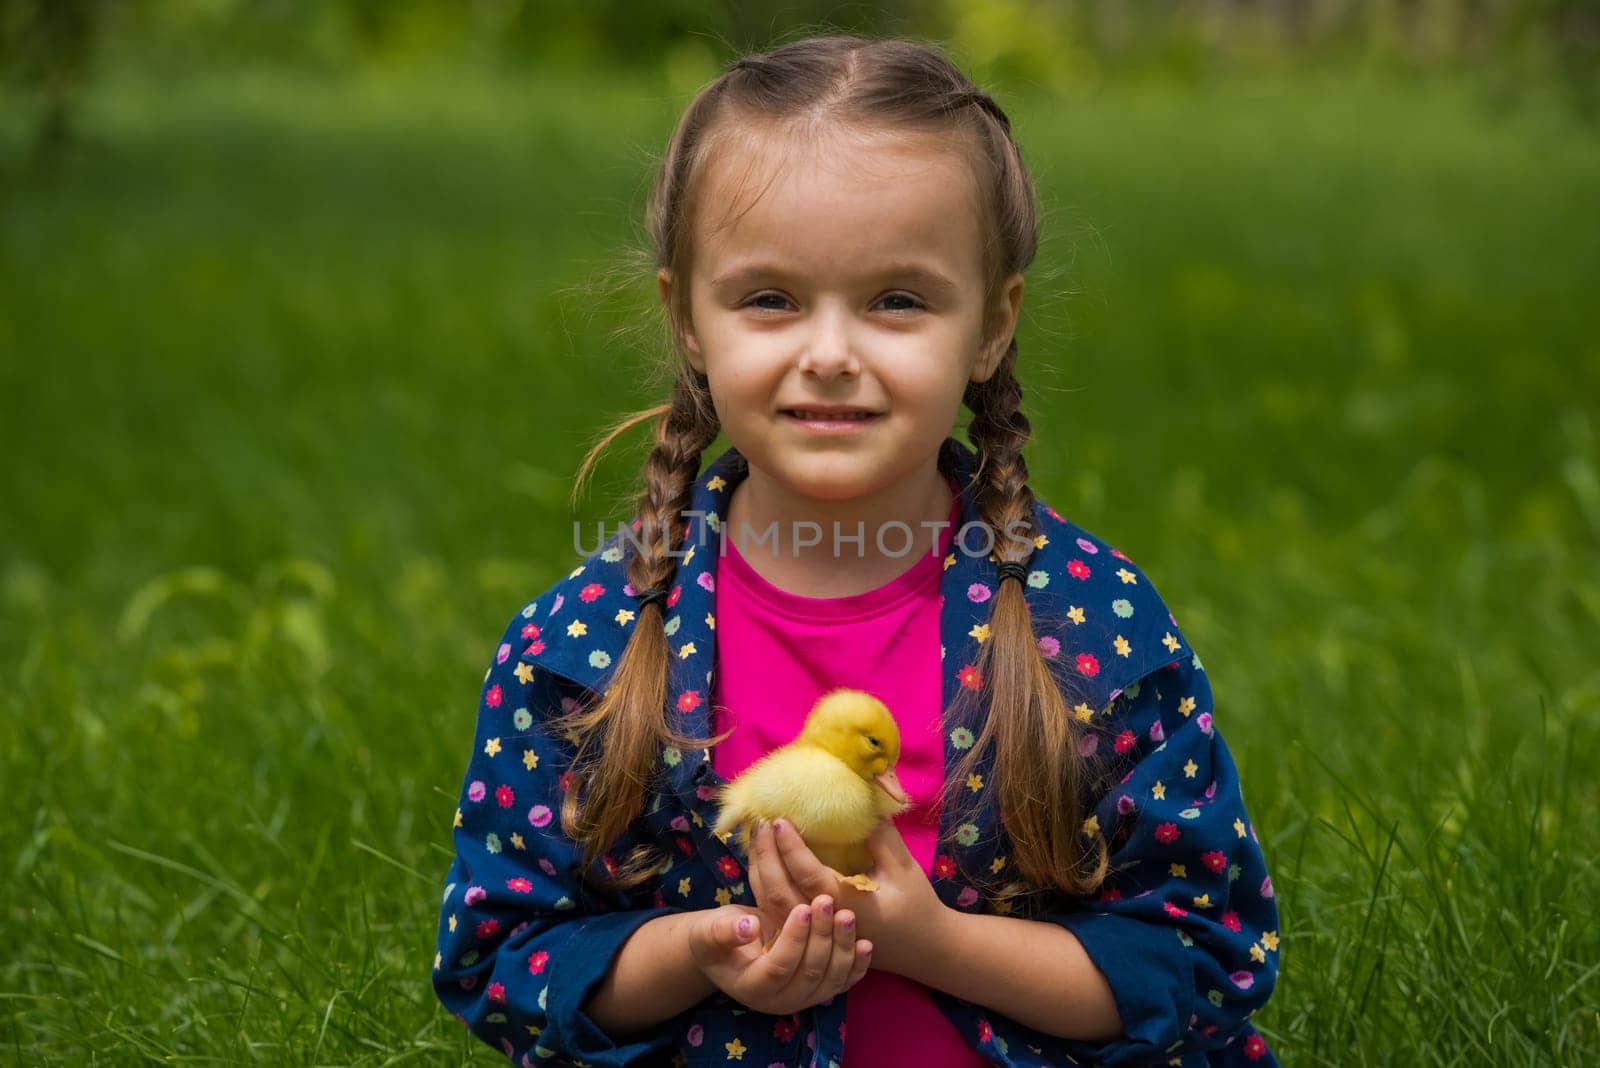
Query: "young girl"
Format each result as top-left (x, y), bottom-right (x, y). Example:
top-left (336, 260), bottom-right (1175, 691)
top-left (433, 34), bottom-right (1278, 1068)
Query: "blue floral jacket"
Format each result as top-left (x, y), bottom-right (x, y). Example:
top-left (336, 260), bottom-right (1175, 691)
top-left (433, 437), bottom-right (1279, 1067)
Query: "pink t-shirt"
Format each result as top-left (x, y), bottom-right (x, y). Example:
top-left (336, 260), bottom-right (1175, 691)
top-left (710, 487), bottom-right (992, 1068)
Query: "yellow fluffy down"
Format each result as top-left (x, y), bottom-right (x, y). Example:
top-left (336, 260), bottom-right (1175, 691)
top-left (711, 689), bottom-right (910, 881)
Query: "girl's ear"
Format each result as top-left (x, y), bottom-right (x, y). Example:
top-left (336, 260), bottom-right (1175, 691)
top-left (972, 272), bottom-right (1025, 383)
top-left (658, 267), bottom-right (705, 371)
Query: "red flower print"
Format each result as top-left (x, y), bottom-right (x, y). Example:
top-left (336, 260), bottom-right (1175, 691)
top-left (1222, 910), bottom-right (1241, 932)
top-left (717, 856), bottom-right (742, 879)
top-left (1111, 548), bottom-right (1130, 561)
top-left (528, 949), bottom-right (548, 975)
top-left (1163, 901), bottom-right (1189, 918)
top-left (475, 918), bottom-right (500, 940)
top-left (579, 583), bottom-right (604, 603)
top-left (773, 1015), bottom-right (799, 1042)
top-left (1067, 559), bottom-right (1090, 580)
top-left (603, 855), bottom-right (617, 877)
top-left (957, 664), bottom-right (983, 690)
top-left (675, 836), bottom-right (693, 855)
top-left (495, 785), bottom-right (515, 808)
top-left (933, 855), bottom-right (956, 879)
top-left (1075, 653), bottom-right (1100, 677)
top-left (677, 690), bottom-right (702, 712)
top-left (1155, 822), bottom-right (1180, 844)
top-left (1114, 730), bottom-right (1136, 754)
top-left (521, 622), bottom-right (540, 640)
top-left (485, 684), bottom-right (502, 709)
top-left (976, 1019), bottom-right (993, 1043)
top-left (559, 770), bottom-right (576, 793)
top-left (1203, 850), bottom-right (1227, 873)
top-left (523, 639), bottom-right (545, 656)
top-left (667, 585), bottom-right (682, 608)
top-left (1099, 887), bottom-right (1122, 902)
top-left (487, 981), bottom-right (507, 1004)
top-left (1244, 1034), bottom-right (1266, 1060)
top-left (506, 877), bottom-right (532, 894)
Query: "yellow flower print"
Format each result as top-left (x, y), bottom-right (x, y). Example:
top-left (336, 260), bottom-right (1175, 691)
top-left (1250, 943), bottom-right (1267, 963)
top-left (1234, 818), bottom-right (1247, 838)
top-left (1163, 632), bottom-right (1182, 653)
top-left (1074, 703), bottom-right (1093, 723)
top-left (523, 749), bottom-right (538, 771)
top-left (1170, 863), bottom-right (1187, 877)
top-left (966, 773), bottom-right (984, 792)
top-left (706, 612), bottom-right (715, 631)
top-left (565, 620), bottom-right (587, 638)
top-left (1033, 533), bottom-right (1048, 549)
top-left (1184, 759), bottom-right (1199, 778)
top-left (448, 914), bottom-right (457, 932)
top-left (1192, 893), bottom-right (1212, 908)
top-left (514, 662), bottom-right (536, 685)
top-left (484, 737), bottom-right (501, 757)
top-left (1152, 781), bottom-right (1166, 800)
top-left (1262, 931), bottom-right (1279, 951)
top-left (969, 623), bottom-right (991, 643)
top-left (1114, 635), bottom-right (1132, 657)
top-left (614, 608), bottom-right (636, 625)
top-left (1116, 567), bottom-right (1137, 584)
top-left (707, 475), bottom-right (726, 491)
top-left (1066, 605), bottom-right (1085, 625)
top-left (453, 808), bottom-right (463, 828)
top-left (678, 877), bottom-right (692, 897)
top-left (1178, 696), bottom-right (1197, 716)
top-left (1082, 815), bottom-right (1100, 837)
top-left (714, 887), bottom-right (733, 907)
top-left (725, 1037), bottom-right (747, 1059)
top-left (677, 642), bottom-right (697, 659)
top-left (510, 833), bottom-right (525, 851)
top-left (990, 856), bottom-right (1006, 873)
top-left (943, 553), bottom-right (956, 570)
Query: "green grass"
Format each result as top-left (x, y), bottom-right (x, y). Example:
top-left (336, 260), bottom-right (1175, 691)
top-left (2, 62), bottom-right (1597, 1064)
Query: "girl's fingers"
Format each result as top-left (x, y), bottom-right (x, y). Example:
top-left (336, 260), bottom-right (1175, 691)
top-left (821, 905), bottom-right (856, 992)
top-left (789, 895), bottom-right (834, 993)
top-left (845, 938), bottom-right (873, 987)
top-left (757, 902), bottom-right (812, 987)
top-left (746, 822), bottom-right (767, 901)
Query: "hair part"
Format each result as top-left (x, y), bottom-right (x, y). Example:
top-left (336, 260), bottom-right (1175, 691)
top-left (560, 33), bottom-right (1105, 905)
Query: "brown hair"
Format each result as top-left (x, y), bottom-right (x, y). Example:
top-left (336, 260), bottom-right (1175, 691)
top-left (557, 33), bottom-right (1106, 908)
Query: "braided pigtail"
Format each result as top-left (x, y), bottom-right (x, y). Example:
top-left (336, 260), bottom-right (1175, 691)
top-left (557, 364), bottom-right (723, 894)
top-left (947, 347), bottom-right (1109, 909)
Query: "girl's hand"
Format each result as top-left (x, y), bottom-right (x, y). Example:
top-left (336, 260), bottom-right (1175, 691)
top-left (768, 817), bottom-right (947, 977)
top-left (687, 901), bottom-right (872, 1016)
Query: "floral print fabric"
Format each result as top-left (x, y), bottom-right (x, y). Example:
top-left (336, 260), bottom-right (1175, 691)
top-left (432, 437), bottom-right (1279, 1066)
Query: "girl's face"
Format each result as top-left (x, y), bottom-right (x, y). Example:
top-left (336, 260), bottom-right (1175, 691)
top-left (662, 123), bottom-right (1023, 508)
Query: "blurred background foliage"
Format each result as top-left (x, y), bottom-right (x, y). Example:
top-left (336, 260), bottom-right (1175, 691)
top-left (2, 1), bottom-right (1598, 1065)
top-left (4, 0), bottom-right (1600, 166)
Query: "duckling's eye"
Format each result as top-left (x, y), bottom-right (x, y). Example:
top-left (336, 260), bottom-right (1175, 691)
top-left (866, 735), bottom-right (880, 749)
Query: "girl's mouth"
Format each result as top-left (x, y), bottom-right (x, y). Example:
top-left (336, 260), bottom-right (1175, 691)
top-left (782, 410), bottom-right (881, 432)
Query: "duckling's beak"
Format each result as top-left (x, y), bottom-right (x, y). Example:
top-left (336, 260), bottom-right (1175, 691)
top-left (873, 769), bottom-right (910, 804)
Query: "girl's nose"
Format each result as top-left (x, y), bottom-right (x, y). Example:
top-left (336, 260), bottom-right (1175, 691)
top-left (796, 306), bottom-right (859, 379)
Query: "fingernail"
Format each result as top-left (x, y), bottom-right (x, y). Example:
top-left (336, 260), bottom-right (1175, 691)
top-left (737, 917), bottom-right (753, 937)
top-left (797, 906), bottom-right (811, 923)
top-left (841, 915), bottom-right (854, 928)
top-left (773, 819), bottom-right (785, 835)
top-left (819, 900), bottom-right (832, 917)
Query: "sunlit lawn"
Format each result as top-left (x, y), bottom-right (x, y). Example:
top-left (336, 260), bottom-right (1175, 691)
top-left (2, 63), bottom-right (1597, 1064)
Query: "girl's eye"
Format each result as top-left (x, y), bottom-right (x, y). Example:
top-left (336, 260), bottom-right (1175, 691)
top-left (876, 292), bottom-right (923, 313)
top-left (745, 292), bottom-right (792, 312)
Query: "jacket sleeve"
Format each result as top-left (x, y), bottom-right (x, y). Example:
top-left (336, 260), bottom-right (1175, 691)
top-left (432, 607), bottom-right (683, 1066)
top-left (991, 652), bottom-right (1278, 1066)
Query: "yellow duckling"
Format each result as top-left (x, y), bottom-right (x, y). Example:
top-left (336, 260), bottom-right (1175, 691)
top-left (713, 688), bottom-right (911, 891)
